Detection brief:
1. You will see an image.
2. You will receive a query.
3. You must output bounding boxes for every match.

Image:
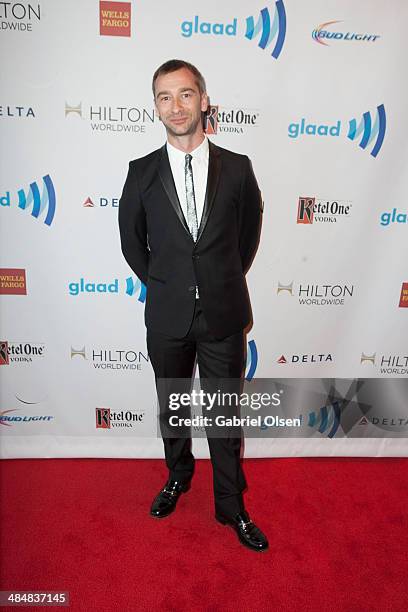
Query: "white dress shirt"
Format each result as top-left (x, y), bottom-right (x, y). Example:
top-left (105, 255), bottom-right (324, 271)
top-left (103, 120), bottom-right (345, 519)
top-left (166, 136), bottom-right (209, 227)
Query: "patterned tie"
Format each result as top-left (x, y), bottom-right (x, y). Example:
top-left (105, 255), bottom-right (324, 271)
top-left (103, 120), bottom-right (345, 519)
top-left (185, 153), bottom-right (199, 242)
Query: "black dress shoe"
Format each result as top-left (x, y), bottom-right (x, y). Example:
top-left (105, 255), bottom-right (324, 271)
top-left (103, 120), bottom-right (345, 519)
top-left (215, 510), bottom-right (269, 551)
top-left (150, 478), bottom-right (191, 518)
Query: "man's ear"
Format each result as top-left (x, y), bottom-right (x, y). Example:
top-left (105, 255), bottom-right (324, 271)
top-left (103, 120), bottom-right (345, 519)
top-left (201, 92), bottom-right (209, 113)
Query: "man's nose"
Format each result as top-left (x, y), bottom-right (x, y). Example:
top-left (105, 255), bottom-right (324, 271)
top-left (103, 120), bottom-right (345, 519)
top-left (171, 98), bottom-right (182, 114)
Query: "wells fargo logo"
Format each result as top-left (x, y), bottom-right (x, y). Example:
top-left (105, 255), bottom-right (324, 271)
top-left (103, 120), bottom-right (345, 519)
top-left (99, 1), bottom-right (131, 37)
top-left (0, 269), bottom-right (27, 295)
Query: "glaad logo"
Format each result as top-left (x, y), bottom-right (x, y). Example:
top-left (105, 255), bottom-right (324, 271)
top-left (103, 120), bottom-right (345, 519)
top-left (380, 209), bottom-right (408, 227)
top-left (65, 101), bottom-right (155, 134)
top-left (277, 281), bottom-right (354, 306)
top-left (347, 105), bottom-right (386, 158)
top-left (245, 339), bottom-right (258, 381)
top-left (204, 105), bottom-right (260, 135)
top-left (125, 277), bottom-right (146, 302)
top-left (297, 196), bottom-right (352, 224)
top-left (180, 1), bottom-right (286, 60)
top-left (288, 105), bottom-right (386, 158)
top-left (0, 2), bottom-right (41, 32)
top-left (312, 20), bottom-right (380, 46)
top-left (307, 402), bottom-right (341, 438)
top-left (71, 346), bottom-right (149, 371)
top-left (95, 407), bottom-right (145, 429)
top-left (361, 352), bottom-right (408, 375)
top-left (68, 277), bottom-right (146, 302)
top-left (1, 175), bottom-right (56, 226)
top-left (245, 1), bottom-right (287, 59)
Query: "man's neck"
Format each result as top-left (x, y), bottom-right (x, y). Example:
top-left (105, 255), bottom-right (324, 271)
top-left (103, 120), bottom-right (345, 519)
top-left (167, 131), bottom-right (205, 154)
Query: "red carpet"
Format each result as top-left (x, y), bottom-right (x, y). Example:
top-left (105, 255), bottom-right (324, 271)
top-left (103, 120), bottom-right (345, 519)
top-left (1, 457), bottom-right (407, 612)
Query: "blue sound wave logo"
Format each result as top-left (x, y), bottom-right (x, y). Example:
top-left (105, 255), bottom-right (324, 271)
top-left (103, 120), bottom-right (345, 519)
top-left (125, 277), bottom-right (146, 302)
top-left (307, 401), bottom-right (341, 438)
top-left (347, 104), bottom-right (386, 158)
top-left (245, 1), bottom-right (286, 59)
top-left (17, 175), bottom-right (56, 226)
top-left (245, 339), bottom-right (258, 381)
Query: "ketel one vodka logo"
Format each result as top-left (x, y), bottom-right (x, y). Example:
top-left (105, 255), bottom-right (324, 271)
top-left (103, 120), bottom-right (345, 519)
top-left (277, 281), bottom-right (354, 306)
top-left (95, 407), bottom-right (145, 429)
top-left (0, 340), bottom-right (44, 364)
top-left (297, 196), bottom-right (352, 224)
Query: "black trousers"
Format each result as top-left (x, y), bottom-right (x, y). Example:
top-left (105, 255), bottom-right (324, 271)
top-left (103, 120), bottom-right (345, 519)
top-left (146, 299), bottom-right (247, 518)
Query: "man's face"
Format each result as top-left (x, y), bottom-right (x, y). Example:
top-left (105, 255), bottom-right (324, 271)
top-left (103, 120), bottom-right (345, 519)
top-left (154, 67), bottom-right (208, 138)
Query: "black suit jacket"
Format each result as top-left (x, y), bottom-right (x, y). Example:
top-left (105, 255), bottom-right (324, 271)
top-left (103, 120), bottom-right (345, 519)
top-left (118, 140), bottom-right (262, 339)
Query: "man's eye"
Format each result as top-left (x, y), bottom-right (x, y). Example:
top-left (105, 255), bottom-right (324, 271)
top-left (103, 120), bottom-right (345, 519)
top-left (182, 93), bottom-right (191, 98)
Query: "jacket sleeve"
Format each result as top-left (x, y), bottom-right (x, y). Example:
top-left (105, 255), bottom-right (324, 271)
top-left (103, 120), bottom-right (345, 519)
top-left (237, 156), bottom-right (263, 274)
top-left (118, 161), bottom-right (149, 285)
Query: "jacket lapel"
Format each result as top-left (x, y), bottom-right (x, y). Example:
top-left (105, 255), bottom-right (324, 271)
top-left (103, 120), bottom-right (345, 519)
top-left (158, 145), bottom-right (191, 238)
top-left (196, 140), bottom-right (222, 243)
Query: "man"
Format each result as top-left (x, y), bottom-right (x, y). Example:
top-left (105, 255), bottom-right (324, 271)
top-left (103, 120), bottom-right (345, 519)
top-left (119, 59), bottom-right (267, 551)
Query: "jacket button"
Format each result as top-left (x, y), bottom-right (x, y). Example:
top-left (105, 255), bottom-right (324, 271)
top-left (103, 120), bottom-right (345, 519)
top-left (192, 254), bottom-right (199, 260)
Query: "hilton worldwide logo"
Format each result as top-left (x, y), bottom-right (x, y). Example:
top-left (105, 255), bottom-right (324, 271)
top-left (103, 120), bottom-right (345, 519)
top-left (65, 101), bottom-right (155, 134)
top-left (71, 345), bottom-right (149, 371)
top-left (277, 281), bottom-right (354, 306)
top-left (360, 352), bottom-right (408, 376)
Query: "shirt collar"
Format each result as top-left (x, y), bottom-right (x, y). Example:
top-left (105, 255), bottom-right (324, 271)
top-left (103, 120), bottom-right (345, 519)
top-left (167, 136), bottom-right (209, 163)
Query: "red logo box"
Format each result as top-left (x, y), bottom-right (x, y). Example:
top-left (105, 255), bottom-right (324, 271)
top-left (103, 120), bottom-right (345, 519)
top-left (0, 341), bottom-right (9, 366)
top-left (399, 282), bottom-right (408, 308)
top-left (0, 268), bottom-right (27, 295)
top-left (100, 1), bottom-right (131, 37)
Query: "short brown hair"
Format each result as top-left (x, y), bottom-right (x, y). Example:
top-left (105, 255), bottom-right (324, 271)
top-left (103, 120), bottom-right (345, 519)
top-left (152, 59), bottom-right (206, 97)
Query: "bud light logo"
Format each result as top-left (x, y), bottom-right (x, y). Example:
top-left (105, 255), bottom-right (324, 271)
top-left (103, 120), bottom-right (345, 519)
top-left (1, 175), bottom-right (56, 225)
top-left (245, 1), bottom-right (286, 59)
top-left (245, 339), bottom-right (258, 381)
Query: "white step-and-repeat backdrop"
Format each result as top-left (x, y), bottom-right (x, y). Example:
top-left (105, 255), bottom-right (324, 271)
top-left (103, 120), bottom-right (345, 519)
top-left (1, 0), bottom-right (407, 458)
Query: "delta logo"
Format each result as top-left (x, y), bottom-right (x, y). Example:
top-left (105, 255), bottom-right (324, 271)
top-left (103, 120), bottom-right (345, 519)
top-left (288, 104), bottom-right (386, 158)
top-left (277, 353), bottom-right (334, 365)
top-left (99, 1), bottom-right (131, 37)
top-left (95, 407), bottom-right (145, 429)
top-left (360, 352), bottom-right (408, 376)
top-left (0, 2), bottom-right (41, 32)
top-left (312, 21), bottom-right (380, 46)
top-left (380, 209), bottom-right (408, 227)
top-left (277, 281), bottom-right (354, 306)
top-left (204, 105), bottom-right (260, 135)
top-left (71, 345), bottom-right (149, 371)
top-left (297, 196), bottom-right (352, 224)
top-left (399, 283), bottom-right (408, 308)
top-left (1, 175), bottom-right (56, 226)
top-left (82, 195), bottom-right (119, 208)
top-left (180, 1), bottom-right (286, 60)
top-left (65, 101), bottom-right (155, 134)
top-left (0, 269), bottom-right (27, 295)
top-left (0, 105), bottom-right (35, 118)
top-left (68, 277), bottom-right (146, 302)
